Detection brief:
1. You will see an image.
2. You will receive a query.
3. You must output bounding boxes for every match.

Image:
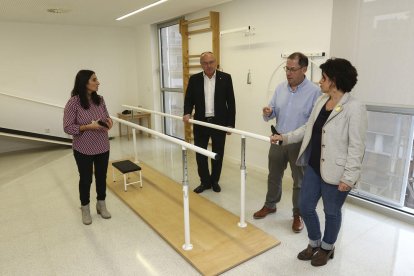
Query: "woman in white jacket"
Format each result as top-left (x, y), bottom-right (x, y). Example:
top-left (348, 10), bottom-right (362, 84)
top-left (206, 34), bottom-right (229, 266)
top-left (272, 58), bottom-right (367, 266)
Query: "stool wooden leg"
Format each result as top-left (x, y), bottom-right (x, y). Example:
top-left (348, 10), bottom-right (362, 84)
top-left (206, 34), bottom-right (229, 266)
top-left (139, 171), bottom-right (143, 188)
top-left (123, 174), bottom-right (127, 192)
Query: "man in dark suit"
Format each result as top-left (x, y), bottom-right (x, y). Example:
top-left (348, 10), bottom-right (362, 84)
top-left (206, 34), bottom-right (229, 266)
top-left (183, 52), bottom-right (236, 193)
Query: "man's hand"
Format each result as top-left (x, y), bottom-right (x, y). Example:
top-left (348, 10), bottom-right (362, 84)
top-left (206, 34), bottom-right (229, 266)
top-left (270, 134), bottom-right (282, 144)
top-left (227, 126), bottom-right (233, 135)
top-left (263, 106), bottom-right (273, 117)
top-left (183, 114), bottom-right (191, 122)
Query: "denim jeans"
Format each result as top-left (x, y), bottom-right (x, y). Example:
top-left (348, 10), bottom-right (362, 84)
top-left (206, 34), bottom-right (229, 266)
top-left (299, 166), bottom-right (349, 250)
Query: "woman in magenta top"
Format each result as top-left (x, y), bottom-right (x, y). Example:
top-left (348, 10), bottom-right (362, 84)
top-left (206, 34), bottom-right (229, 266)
top-left (63, 70), bottom-right (113, 225)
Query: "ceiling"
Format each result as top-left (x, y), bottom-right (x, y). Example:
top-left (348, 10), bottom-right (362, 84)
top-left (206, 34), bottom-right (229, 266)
top-left (0, 0), bottom-right (231, 27)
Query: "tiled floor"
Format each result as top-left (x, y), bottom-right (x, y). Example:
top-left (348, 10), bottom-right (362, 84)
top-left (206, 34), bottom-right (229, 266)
top-left (1, 135), bottom-right (414, 276)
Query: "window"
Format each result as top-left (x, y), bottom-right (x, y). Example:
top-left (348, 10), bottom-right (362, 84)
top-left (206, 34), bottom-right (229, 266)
top-left (353, 106), bottom-right (414, 214)
top-left (158, 21), bottom-right (184, 139)
top-left (331, 0), bottom-right (414, 215)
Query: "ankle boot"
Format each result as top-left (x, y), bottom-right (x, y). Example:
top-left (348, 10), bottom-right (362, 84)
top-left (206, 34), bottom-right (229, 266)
top-left (81, 204), bottom-right (92, 225)
top-left (297, 245), bottom-right (319, 260)
top-left (96, 200), bottom-right (111, 219)
top-left (311, 247), bottom-right (335, 266)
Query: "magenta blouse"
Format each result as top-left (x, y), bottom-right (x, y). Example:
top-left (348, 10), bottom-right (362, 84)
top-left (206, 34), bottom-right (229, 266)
top-left (63, 95), bottom-right (110, 155)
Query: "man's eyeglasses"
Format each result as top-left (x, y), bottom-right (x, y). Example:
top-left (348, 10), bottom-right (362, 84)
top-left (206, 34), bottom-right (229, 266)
top-left (283, 66), bottom-right (302, 73)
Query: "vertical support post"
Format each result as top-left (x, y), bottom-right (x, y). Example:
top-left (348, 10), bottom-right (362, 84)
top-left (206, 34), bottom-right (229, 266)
top-left (112, 166), bottom-right (115, 182)
top-left (133, 129), bottom-right (138, 163)
top-left (210, 11), bottom-right (220, 69)
top-left (238, 135), bottom-right (247, 228)
top-left (309, 57), bottom-right (314, 81)
top-left (182, 146), bottom-right (193, 250)
top-left (180, 18), bottom-right (192, 142)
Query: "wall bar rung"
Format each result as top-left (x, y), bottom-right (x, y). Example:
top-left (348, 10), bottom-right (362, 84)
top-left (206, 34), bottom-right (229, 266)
top-left (181, 16), bottom-right (210, 26)
top-left (187, 28), bottom-right (212, 35)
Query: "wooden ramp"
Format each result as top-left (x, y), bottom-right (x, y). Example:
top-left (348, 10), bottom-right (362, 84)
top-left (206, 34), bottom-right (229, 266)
top-left (108, 162), bottom-right (280, 276)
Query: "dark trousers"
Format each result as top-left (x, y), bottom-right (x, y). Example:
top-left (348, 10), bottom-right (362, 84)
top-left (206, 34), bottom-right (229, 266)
top-left (193, 125), bottom-right (226, 186)
top-left (73, 150), bottom-right (110, 206)
top-left (265, 143), bottom-right (303, 215)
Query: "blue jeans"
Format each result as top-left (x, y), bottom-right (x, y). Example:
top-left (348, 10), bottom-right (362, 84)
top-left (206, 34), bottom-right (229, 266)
top-left (300, 166), bottom-right (349, 250)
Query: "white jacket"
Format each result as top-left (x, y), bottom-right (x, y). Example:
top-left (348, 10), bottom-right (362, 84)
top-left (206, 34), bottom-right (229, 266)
top-left (282, 93), bottom-right (367, 186)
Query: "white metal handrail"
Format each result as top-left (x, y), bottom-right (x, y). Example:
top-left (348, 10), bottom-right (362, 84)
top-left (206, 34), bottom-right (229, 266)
top-left (122, 105), bottom-right (270, 142)
top-left (0, 91), bottom-right (64, 109)
top-left (0, 92), bottom-right (217, 157)
top-left (110, 116), bottom-right (217, 160)
top-left (122, 105), bottom-right (272, 228)
top-left (111, 116), bottom-right (217, 250)
top-left (0, 92), bottom-right (70, 144)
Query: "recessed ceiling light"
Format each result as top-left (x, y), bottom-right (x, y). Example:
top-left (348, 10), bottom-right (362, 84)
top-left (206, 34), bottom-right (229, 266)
top-left (116, 0), bottom-right (168, 21)
top-left (47, 8), bottom-right (70, 14)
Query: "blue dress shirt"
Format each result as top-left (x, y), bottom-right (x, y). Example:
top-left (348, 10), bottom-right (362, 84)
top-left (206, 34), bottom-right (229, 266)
top-left (264, 77), bottom-right (320, 133)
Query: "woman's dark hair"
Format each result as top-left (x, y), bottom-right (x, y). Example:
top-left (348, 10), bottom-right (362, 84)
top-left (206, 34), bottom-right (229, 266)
top-left (71, 69), bottom-right (101, 109)
top-left (319, 58), bottom-right (358, 93)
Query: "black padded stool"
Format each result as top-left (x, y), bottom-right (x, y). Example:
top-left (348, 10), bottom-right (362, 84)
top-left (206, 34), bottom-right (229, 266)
top-left (112, 160), bottom-right (142, 191)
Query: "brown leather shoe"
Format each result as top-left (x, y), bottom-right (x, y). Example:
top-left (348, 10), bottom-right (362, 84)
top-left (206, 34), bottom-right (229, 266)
top-left (297, 245), bottom-right (319, 260)
top-left (311, 247), bottom-right (335, 266)
top-left (253, 206), bottom-right (276, 219)
top-left (292, 214), bottom-right (304, 233)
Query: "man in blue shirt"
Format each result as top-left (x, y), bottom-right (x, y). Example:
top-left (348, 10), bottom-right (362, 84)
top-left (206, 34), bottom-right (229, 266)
top-left (253, 52), bottom-right (320, 233)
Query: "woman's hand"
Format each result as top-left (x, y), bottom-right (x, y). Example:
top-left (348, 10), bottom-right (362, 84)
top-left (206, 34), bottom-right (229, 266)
top-left (106, 118), bottom-right (113, 130)
top-left (338, 182), bottom-right (352, 192)
top-left (80, 120), bottom-right (103, 132)
top-left (89, 120), bottom-right (102, 130)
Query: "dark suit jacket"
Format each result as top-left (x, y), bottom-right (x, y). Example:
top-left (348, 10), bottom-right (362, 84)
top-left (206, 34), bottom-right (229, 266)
top-left (184, 70), bottom-right (236, 128)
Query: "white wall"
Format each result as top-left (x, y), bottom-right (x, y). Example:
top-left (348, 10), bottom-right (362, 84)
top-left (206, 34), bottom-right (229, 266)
top-left (0, 22), bottom-right (139, 138)
top-left (1, 0), bottom-right (334, 171)
top-left (331, 0), bottom-right (414, 106)
top-left (136, 0), bottom-right (333, 170)
top-left (133, 24), bottom-right (162, 132)
top-left (330, 0), bottom-right (359, 61)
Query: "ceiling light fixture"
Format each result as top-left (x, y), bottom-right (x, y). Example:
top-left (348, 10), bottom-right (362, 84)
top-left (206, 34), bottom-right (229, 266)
top-left (116, 0), bottom-right (168, 21)
top-left (47, 8), bottom-right (70, 14)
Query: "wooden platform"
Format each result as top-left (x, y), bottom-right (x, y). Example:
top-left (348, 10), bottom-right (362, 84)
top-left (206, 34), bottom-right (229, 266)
top-left (108, 162), bottom-right (280, 276)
